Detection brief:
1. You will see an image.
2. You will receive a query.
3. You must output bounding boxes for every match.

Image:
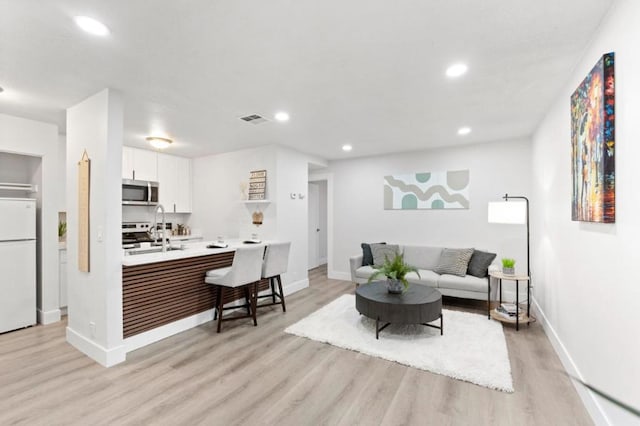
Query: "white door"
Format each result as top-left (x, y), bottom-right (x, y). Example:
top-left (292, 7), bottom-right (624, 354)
top-left (308, 183), bottom-right (320, 269)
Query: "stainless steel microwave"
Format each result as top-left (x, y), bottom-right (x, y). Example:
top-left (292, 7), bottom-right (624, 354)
top-left (122, 179), bottom-right (159, 206)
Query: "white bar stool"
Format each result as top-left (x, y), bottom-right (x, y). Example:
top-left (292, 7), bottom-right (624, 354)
top-left (257, 242), bottom-right (291, 312)
top-left (205, 245), bottom-right (264, 333)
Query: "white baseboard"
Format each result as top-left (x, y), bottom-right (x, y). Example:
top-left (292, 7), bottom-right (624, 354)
top-left (66, 327), bottom-right (126, 368)
top-left (37, 308), bottom-right (61, 325)
top-left (328, 270), bottom-right (351, 281)
top-left (532, 298), bottom-right (610, 425)
top-left (124, 309), bottom-right (215, 353)
top-left (285, 278), bottom-right (309, 295)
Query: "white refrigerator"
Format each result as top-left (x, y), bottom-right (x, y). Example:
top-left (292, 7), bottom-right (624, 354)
top-left (0, 198), bottom-right (36, 333)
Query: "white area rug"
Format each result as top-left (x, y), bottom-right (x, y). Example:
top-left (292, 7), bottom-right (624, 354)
top-left (285, 294), bottom-right (514, 392)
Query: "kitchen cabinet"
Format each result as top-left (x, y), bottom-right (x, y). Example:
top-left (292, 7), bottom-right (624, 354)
top-left (157, 153), bottom-right (192, 213)
top-left (122, 147), bottom-right (158, 181)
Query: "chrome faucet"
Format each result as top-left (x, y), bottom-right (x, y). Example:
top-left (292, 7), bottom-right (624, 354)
top-left (153, 204), bottom-right (167, 253)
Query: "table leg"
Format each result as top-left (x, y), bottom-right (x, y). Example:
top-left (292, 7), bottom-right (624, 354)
top-left (527, 280), bottom-right (531, 326)
top-left (251, 282), bottom-right (258, 326)
top-left (499, 278), bottom-right (503, 305)
top-left (376, 317), bottom-right (379, 340)
top-left (440, 314), bottom-right (443, 336)
top-left (487, 276), bottom-right (491, 319)
top-left (516, 280), bottom-right (519, 331)
top-left (216, 286), bottom-right (224, 333)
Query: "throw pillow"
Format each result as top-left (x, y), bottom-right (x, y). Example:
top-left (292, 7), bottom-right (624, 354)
top-left (467, 250), bottom-right (497, 278)
top-left (361, 242), bottom-right (386, 266)
top-left (371, 243), bottom-right (399, 267)
top-left (433, 248), bottom-right (475, 277)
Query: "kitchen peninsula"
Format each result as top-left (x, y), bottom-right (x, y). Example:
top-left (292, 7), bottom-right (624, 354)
top-left (122, 241), bottom-right (271, 350)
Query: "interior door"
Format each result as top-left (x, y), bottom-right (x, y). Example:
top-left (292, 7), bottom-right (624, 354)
top-left (308, 183), bottom-right (320, 270)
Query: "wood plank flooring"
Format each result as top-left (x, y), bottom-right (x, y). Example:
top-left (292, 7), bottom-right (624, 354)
top-left (0, 265), bottom-right (592, 425)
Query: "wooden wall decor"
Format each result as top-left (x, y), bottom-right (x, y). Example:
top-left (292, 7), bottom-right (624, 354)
top-left (248, 170), bottom-right (267, 200)
top-left (78, 150), bottom-right (91, 272)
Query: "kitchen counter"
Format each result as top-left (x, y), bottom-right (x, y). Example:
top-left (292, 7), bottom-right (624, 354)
top-left (122, 240), bottom-right (265, 266)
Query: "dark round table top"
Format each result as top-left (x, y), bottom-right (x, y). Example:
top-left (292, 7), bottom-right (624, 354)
top-left (355, 281), bottom-right (442, 325)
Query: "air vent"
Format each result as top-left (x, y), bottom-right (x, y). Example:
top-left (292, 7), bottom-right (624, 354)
top-left (240, 114), bottom-right (268, 125)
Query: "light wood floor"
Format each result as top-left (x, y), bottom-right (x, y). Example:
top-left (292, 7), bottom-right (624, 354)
top-left (0, 266), bottom-right (591, 425)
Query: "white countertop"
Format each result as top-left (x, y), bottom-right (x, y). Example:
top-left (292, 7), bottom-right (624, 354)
top-left (122, 240), bottom-right (266, 266)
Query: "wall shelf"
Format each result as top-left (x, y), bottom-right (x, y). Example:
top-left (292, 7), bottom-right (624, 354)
top-left (241, 200), bottom-right (271, 204)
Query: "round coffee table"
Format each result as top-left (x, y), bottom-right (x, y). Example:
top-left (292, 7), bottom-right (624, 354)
top-left (355, 281), bottom-right (443, 339)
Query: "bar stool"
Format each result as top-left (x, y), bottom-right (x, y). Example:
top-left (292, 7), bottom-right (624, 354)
top-left (205, 245), bottom-right (264, 333)
top-left (257, 241), bottom-right (291, 312)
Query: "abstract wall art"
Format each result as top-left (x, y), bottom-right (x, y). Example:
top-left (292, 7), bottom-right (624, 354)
top-left (383, 170), bottom-right (469, 210)
top-left (571, 52), bottom-right (615, 223)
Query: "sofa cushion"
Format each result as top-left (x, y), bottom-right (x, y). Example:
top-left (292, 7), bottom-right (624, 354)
top-left (361, 242), bottom-right (386, 266)
top-left (467, 250), bottom-right (497, 278)
top-left (433, 248), bottom-right (475, 277)
top-left (406, 269), bottom-right (439, 288)
top-left (438, 273), bottom-right (488, 293)
top-left (371, 243), bottom-right (399, 266)
top-left (402, 245), bottom-right (443, 270)
top-left (355, 265), bottom-right (378, 279)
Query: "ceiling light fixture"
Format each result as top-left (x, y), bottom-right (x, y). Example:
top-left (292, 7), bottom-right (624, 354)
top-left (342, 144), bottom-right (353, 152)
top-left (146, 136), bottom-right (173, 149)
top-left (446, 63), bottom-right (468, 78)
top-left (274, 111), bottom-right (290, 122)
top-left (74, 16), bottom-right (110, 36)
top-left (457, 127), bottom-right (472, 135)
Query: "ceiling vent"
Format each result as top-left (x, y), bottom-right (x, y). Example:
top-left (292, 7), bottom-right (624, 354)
top-left (240, 114), bottom-right (268, 125)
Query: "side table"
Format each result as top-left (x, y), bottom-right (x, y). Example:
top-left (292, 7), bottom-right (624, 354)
top-left (488, 271), bottom-right (531, 331)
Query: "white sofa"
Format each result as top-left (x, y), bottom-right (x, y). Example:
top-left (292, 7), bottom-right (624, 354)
top-left (349, 245), bottom-right (498, 301)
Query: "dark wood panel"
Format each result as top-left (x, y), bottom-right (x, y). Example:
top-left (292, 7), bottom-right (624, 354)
top-left (122, 252), bottom-right (269, 338)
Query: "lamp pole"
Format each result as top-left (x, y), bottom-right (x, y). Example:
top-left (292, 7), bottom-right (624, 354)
top-left (502, 193), bottom-right (530, 281)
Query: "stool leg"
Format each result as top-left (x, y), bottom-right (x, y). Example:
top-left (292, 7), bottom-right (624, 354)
top-left (276, 275), bottom-right (286, 312)
top-left (244, 287), bottom-right (251, 315)
top-left (217, 286), bottom-right (224, 333)
top-left (271, 277), bottom-right (276, 304)
top-left (251, 282), bottom-right (258, 326)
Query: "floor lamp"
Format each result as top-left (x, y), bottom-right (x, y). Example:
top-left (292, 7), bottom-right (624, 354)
top-left (487, 194), bottom-right (530, 281)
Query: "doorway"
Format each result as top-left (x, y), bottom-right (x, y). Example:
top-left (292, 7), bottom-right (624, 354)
top-left (308, 181), bottom-right (327, 270)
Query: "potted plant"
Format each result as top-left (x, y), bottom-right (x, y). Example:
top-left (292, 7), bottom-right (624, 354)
top-left (58, 221), bottom-right (67, 242)
top-left (501, 258), bottom-right (516, 275)
top-left (367, 253), bottom-right (420, 294)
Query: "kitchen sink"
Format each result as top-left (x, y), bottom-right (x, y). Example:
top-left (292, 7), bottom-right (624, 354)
top-left (125, 246), bottom-right (184, 256)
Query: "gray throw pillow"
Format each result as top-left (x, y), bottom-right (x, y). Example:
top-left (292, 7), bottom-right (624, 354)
top-left (371, 243), bottom-right (399, 267)
top-left (467, 250), bottom-right (497, 278)
top-left (361, 242), bottom-right (386, 266)
top-left (433, 248), bottom-right (475, 277)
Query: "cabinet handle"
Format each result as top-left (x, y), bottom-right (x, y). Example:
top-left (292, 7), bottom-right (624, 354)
top-left (174, 203), bottom-right (176, 213)
top-left (133, 170), bottom-right (136, 180)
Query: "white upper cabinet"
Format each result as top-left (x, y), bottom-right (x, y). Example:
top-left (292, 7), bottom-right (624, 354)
top-left (157, 153), bottom-right (192, 213)
top-left (122, 147), bottom-right (158, 182)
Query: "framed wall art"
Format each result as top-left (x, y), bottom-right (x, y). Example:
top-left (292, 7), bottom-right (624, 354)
top-left (571, 52), bottom-right (615, 223)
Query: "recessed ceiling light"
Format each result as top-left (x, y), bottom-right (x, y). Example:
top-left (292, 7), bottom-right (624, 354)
top-left (446, 63), bottom-right (468, 78)
top-left (274, 111), bottom-right (290, 122)
top-left (457, 127), bottom-right (472, 136)
top-left (74, 16), bottom-right (110, 36)
top-left (146, 136), bottom-right (173, 149)
top-left (342, 144), bottom-right (353, 152)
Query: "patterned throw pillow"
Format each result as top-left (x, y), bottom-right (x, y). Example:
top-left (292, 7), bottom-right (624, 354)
top-left (433, 248), bottom-right (475, 277)
top-left (371, 243), bottom-right (399, 267)
top-left (467, 250), bottom-right (497, 278)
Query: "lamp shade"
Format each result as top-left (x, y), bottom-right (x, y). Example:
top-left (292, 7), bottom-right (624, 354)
top-left (488, 201), bottom-right (526, 224)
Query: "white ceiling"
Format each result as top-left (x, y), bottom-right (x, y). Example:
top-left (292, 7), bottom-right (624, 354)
top-left (0, 0), bottom-right (612, 160)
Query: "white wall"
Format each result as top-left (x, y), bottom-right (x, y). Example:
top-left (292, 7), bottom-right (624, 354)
top-left (319, 139), bottom-right (531, 280)
top-left (0, 114), bottom-right (60, 325)
top-left (66, 89), bottom-right (125, 367)
top-left (57, 134), bottom-right (66, 212)
top-left (317, 180), bottom-right (328, 263)
top-left (531, 1), bottom-right (640, 424)
top-left (190, 145), bottom-right (278, 241)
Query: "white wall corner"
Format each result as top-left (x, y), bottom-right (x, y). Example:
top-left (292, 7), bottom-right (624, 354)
top-left (37, 308), bottom-right (61, 325)
top-left (532, 298), bottom-right (611, 426)
top-left (66, 326), bottom-right (126, 367)
top-left (328, 270), bottom-right (352, 282)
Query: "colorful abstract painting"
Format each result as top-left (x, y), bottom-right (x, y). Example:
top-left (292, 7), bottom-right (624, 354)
top-left (383, 170), bottom-right (469, 210)
top-left (571, 52), bottom-right (615, 223)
